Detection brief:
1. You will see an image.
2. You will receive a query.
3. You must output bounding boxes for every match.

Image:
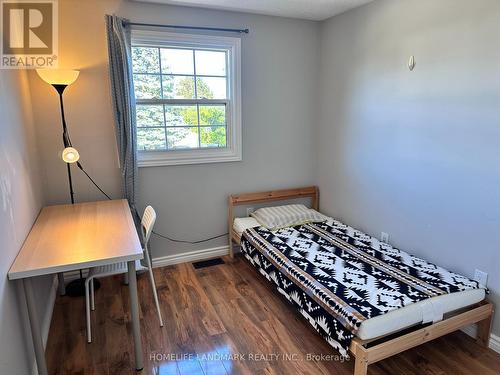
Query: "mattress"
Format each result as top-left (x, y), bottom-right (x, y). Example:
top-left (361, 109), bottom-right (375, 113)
top-left (234, 216), bottom-right (485, 342)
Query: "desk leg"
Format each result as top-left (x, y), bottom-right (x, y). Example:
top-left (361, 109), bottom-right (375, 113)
top-left (127, 261), bottom-right (144, 371)
top-left (57, 272), bottom-right (66, 295)
top-left (23, 278), bottom-right (48, 375)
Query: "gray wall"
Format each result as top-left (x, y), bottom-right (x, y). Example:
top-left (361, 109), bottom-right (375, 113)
top-left (0, 71), bottom-right (54, 374)
top-left (317, 0), bottom-right (500, 336)
top-left (30, 0), bottom-right (319, 257)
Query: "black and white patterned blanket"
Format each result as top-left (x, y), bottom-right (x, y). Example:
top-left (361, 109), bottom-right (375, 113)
top-left (240, 219), bottom-right (482, 355)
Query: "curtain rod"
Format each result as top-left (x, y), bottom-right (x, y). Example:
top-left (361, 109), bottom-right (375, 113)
top-left (123, 21), bottom-right (249, 34)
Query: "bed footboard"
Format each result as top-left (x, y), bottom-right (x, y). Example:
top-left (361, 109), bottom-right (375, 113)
top-left (350, 301), bottom-right (494, 375)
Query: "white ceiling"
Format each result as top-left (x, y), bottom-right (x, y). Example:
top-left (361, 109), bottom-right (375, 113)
top-left (133, 0), bottom-right (374, 21)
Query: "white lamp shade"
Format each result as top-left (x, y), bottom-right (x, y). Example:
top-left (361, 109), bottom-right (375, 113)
top-left (36, 69), bottom-right (80, 86)
top-left (62, 147), bottom-right (80, 163)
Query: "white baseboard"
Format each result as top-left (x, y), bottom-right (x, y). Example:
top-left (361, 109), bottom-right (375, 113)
top-left (151, 245), bottom-right (229, 268)
top-left (461, 325), bottom-right (500, 354)
top-left (491, 334), bottom-right (500, 354)
top-left (32, 275), bottom-right (58, 375)
top-left (62, 245), bottom-right (230, 281)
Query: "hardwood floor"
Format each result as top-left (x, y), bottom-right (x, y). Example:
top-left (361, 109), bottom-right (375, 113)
top-left (46, 255), bottom-right (500, 375)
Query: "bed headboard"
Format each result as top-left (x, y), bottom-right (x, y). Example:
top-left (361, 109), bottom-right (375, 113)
top-left (227, 186), bottom-right (319, 257)
top-left (229, 186), bottom-right (319, 209)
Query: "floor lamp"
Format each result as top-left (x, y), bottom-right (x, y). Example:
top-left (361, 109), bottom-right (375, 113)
top-left (36, 69), bottom-right (100, 297)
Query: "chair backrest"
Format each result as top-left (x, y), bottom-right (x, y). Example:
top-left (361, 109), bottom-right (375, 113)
top-left (141, 205), bottom-right (156, 244)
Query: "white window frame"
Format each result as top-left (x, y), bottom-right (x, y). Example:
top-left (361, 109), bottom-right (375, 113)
top-left (131, 30), bottom-right (242, 167)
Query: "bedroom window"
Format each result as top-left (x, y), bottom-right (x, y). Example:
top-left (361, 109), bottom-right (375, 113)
top-left (131, 30), bottom-right (241, 167)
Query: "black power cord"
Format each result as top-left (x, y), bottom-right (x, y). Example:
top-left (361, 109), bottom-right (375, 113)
top-left (76, 162), bottom-right (112, 200)
top-left (75, 162), bottom-right (228, 244)
top-left (152, 230), bottom-right (228, 244)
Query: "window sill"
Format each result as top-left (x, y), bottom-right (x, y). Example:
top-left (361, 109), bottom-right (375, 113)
top-left (137, 148), bottom-right (242, 167)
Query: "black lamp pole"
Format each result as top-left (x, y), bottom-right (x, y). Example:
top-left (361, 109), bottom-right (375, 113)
top-left (54, 84), bottom-right (76, 204)
top-left (52, 83), bottom-right (100, 297)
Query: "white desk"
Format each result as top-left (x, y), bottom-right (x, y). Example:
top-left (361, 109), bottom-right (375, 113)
top-left (8, 199), bottom-right (144, 375)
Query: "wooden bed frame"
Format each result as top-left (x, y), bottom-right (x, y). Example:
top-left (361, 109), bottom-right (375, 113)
top-left (227, 186), bottom-right (494, 375)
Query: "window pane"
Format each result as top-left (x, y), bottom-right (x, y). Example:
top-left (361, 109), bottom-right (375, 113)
top-left (167, 127), bottom-right (199, 149)
top-left (199, 105), bottom-right (225, 125)
top-left (196, 77), bottom-right (226, 99)
top-left (137, 128), bottom-right (166, 150)
top-left (134, 74), bottom-right (161, 99)
top-left (160, 48), bottom-right (194, 75)
top-left (136, 105), bottom-right (164, 127)
top-left (162, 75), bottom-right (195, 99)
top-left (165, 105), bottom-right (198, 126)
top-left (195, 50), bottom-right (226, 76)
top-left (200, 126), bottom-right (226, 148)
top-left (132, 47), bottom-right (160, 73)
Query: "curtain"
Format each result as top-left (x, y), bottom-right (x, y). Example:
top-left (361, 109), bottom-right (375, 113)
top-left (105, 15), bottom-right (138, 212)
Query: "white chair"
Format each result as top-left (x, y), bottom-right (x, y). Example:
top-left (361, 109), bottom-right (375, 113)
top-left (84, 205), bottom-right (164, 343)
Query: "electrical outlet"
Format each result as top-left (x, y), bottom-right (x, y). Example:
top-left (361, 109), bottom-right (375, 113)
top-left (380, 232), bottom-right (389, 243)
top-left (246, 207), bottom-right (255, 216)
top-left (474, 269), bottom-right (488, 287)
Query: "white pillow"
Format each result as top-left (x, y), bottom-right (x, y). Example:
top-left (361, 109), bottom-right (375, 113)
top-left (250, 204), bottom-right (326, 231)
